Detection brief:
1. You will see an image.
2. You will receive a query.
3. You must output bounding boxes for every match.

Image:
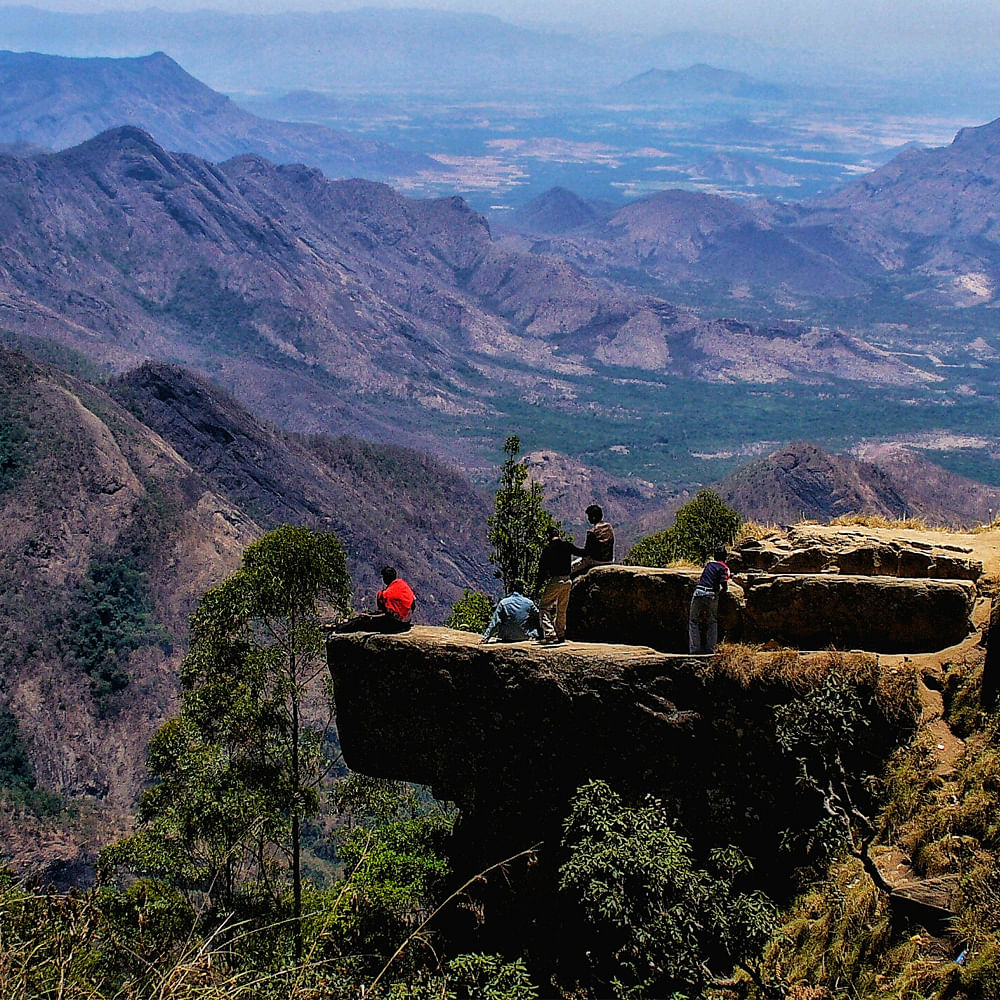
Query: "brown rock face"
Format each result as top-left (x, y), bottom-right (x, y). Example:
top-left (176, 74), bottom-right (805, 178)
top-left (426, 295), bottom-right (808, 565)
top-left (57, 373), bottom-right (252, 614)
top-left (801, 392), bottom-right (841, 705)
top-left (566, 564), bottom-right (975, 654)
top-left (328, 628), bottom-right (912, 864)
top-left (730, 527), bottom-right (982, 581)
top-left (741, 575), bottom-right (975, 653)
top-left (566, 565), bottom-right (744, 651)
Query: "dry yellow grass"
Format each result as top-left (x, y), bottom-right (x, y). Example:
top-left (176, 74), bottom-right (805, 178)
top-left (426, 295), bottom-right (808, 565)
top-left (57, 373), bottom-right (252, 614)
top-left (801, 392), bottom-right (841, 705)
top-left (710, 645), bottom-right (921, 722)
top-left (829, 513), bottom-right (931, 531)
top-left (733, 520), bottom-right (774, 543)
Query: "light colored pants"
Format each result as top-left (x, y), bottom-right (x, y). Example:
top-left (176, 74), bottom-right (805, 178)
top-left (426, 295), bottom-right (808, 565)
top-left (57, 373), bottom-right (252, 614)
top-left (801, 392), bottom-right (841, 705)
top-left (570, 556), bottom-right (611, 578)
top-left (689, 588), bottom-right (719, 653)
top-left (538, 575), bottom-right (572, 640)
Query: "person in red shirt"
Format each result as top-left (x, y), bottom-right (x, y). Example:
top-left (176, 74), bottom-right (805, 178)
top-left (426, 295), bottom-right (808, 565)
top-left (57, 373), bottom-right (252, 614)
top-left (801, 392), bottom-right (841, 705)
top-left (333, 566), bottom-right (415, 633)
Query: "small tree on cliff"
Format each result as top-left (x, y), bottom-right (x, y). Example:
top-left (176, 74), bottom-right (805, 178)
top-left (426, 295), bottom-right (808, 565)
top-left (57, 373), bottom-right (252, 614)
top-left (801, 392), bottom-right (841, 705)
top-left (102, 525), bottom-right (352, 959)
top-left (626, 489), bottom-right (742, 567)
top-left (487, 435), bottom-right (556, 595)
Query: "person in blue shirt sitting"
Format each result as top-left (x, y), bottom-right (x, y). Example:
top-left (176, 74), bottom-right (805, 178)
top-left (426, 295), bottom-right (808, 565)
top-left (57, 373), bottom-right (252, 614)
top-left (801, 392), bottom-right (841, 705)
top-left (481, 580), bottom-right (541, 643)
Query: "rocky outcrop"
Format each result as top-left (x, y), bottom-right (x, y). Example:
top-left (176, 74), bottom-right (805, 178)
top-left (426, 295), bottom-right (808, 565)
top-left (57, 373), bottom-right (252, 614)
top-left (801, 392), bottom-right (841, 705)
top-left (741, 574), bottom-right (975, 653)
top-left (566, 565), bottom-right (744, 651)
top-left (328, 628), bottom-right (916, 869)
top-left (328, 627), bottom-right (919, 955)
top-left (730, 526), bottom-right (982, 581)
top-left (567, 565), bottom-right (975, 654)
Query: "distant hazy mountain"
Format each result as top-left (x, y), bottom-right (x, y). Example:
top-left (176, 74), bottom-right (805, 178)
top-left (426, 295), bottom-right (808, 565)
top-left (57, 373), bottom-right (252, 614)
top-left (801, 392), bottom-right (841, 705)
top-left (505, 186), bottom-right (609, 234)
top-left (0, 6), bottom-right (601, 96)
top-left (608, 64), bottom-right (786, 102)
top-left (713, 442), bottom-right (1000, 527)
top-left (0, 50), bottom-right (435, 181)
top-left (502, 115), bottom-right (1000, 313)
top-left (806, 116), bottom-right (1000, 303)
top-left (504, 186), bottom-right (867, 304)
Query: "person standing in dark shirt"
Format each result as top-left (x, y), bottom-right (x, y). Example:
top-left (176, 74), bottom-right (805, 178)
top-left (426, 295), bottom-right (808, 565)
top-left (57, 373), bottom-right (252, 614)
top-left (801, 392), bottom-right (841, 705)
top-left (536, 525), bottom-right (583, 643)
top-left (689, 548), bottom-right (730, 654)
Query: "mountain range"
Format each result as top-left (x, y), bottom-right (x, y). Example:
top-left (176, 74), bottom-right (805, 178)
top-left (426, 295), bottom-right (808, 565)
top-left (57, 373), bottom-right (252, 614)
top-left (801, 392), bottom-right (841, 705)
top-left (503, 114), bottom-right (1000, 316)
top-left (0, 50), bottom-right (436, 182)
top-left (0, 343), bottom-right (494, 866)
top-left (0, 7), bottom-right (803, 98)
top-left (0, 124), bottom-right (952, 471)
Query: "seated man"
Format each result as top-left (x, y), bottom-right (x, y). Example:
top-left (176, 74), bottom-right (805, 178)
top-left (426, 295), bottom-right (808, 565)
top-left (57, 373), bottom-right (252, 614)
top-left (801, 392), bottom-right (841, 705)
top-left (481, 581), bottom-right (541, 643)
top-left (333, 566), bottom-right (415, 633)
top-left (570, 504), bottom-right (615, 577)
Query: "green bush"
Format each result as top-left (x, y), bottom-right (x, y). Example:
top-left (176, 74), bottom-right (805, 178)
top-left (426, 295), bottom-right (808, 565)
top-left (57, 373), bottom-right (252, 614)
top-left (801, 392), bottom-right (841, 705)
top-left (625, 490), bottom-right (741, 567)
top-left (559, 779), bottom-right (777, 997)
top-left (445, 589), bottom-right (494, 632)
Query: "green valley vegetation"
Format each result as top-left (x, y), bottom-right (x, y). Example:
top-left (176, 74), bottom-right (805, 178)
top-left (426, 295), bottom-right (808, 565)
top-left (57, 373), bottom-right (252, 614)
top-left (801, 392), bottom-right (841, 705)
top-left (625, 489), bottom-right (743, 567)
top-left (66, 553), bottom-right (167, 716)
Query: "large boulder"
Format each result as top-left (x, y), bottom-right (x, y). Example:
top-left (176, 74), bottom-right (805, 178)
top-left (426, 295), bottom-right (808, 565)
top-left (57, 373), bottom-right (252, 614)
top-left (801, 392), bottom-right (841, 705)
top-left (327, 627), bottom-right (919, 959)
top-left (566, 565), bottom-right (974, 653)
top-left (328, 628), bottom-right (915, 863)
top-left (731, 528), bottom-right (982, 581)
top-left (742, 574), bottom-right (975, 652)
top-left (566, 565), bottom-right (744, 651)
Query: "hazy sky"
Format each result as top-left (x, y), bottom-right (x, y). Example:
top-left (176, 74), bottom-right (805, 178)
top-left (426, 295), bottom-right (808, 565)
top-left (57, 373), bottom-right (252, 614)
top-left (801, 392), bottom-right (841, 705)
top-left (11, 0), bottom-right (1000, 56)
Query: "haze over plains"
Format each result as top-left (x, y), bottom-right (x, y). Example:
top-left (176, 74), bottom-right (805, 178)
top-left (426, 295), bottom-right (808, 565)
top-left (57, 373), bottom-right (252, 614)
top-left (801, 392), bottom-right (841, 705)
top-left (9, 0), bottom-right (999, 61)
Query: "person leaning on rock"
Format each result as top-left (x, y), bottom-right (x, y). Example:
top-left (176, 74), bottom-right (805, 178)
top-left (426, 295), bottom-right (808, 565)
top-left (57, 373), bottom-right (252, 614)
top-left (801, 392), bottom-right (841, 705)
top-left (481, 580), bottom-right (541, 643)
top-left (536, 524), bottom-right (583, 644)
top-left (570, 503), bottom-right (615, 578)
top-left (333, 566), bottom-right (415, 633)
top-left (688, 547), bottom-right (730, 654)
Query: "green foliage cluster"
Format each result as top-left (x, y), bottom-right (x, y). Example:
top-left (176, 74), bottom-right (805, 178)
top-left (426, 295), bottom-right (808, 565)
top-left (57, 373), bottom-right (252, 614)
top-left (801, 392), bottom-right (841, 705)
top-left (559, 779), bottom-right (778, 998)
top-left (65, 554), bottom-right (168, 715)
top-left (486, 435), bottom-right (556, 595)
top-left (104, 525), bottom-right (353, 961)
top-left (625, 489), bottom-right (742, 567)
top-left (0, 415), bottom-right (27, 493)
top-left (0, 706), bottom-right (61, 816)
top-left (445, 589), bottom-right (493, 632)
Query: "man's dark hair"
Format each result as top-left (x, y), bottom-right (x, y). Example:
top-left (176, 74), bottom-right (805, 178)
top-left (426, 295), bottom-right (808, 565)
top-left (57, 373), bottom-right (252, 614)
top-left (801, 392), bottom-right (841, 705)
top-left (512, 579), bottom-right (527, 594)
top-left (381, 566), bottom-right (398, 584)
top-left (546, 524), bottom-right (561, 540)
top-left (713, 547), bottom-right (728, 563)
top-left (586, 504), bottom-right (603, 523)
